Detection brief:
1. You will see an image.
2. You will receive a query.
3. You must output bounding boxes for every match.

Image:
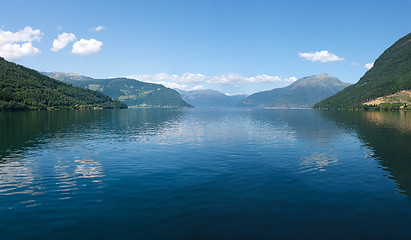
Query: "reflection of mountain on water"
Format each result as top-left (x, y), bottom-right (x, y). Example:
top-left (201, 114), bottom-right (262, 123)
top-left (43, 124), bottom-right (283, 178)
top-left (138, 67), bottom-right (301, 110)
top-left (323, 111), bottom-right (411, 196)
top-left (0, 109), bottom-right (182, 207)
top-left (363, 111), bottom-right (411, 133)
top-left (0, 110), bottom-right (104, 160)
top-left (105, 108), bottom-right (183, 141)
top-left (0, 109), bottom-right (182, 160)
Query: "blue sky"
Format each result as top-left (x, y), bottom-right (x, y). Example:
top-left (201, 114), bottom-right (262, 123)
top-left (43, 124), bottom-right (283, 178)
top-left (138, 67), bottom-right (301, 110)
top-left (0, 0), bottom-right (410, 94)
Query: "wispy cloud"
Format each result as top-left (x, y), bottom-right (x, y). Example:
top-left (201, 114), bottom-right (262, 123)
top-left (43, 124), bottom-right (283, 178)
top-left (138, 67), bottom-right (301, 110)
top-left (365, 62), bottom-right (374, 70)
top-left (350, 61), bottom-right (360, 66)
top-left (72, 39), bottom-right (103, 56)
top-left (0, 26), bottom-right (43, 60)
top-left (298, 50), bottom-right (344, 63)
top-left (90, 26), bottom-right (105, 32)
top-left (50, 32), bottom-right (76, 52)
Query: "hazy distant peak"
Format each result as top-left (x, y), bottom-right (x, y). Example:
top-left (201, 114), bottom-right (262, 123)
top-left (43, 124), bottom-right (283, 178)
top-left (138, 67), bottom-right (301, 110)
top-left (291, 74), bottom-right (349, 88)
top-left (178, 88), bottom-right (248, 108)
top-left (42, 71), bottom-right (93, 81)
top-left (298, 73), bottom-right (336, 81)
top-left (191, 89), bottom-right (224, 94)
top-left (238, 73), bottom-right (350, 108)
top-left (53, 72), bottom-right (81, 77)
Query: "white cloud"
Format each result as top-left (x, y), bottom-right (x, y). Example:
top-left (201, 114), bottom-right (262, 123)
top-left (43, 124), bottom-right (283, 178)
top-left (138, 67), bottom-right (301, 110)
top-left (0, 43), bottom-right (41, 60)
top-left (128, 73), bottom-right (179, 82)
top-left (189, 85), bottom-right (206, 91)
top-left (127, 73), bottom-right (205, 84)
top-left (50, 33), bottom-right (76, 52)
top-left (91, 26), bottom-right (105, 32)
top-left (180, 73), bottom-right (205, 83)
top-left (206, 73), bottom-right (297, 85)
top-left (245, 75), bottom-right (297, 84)
top-left (298, 50), bottom-right (344, 63)
top-left (125, 73), bottom-right (297, 90)
top-left (225, 93), bottom-right (247, 96)
top-left (365, 62), bottom-right (374, 70)
top-left (126, 74), bottom-right (187, 89)
top-left (151, 81), bottom-right (188, 90)
top-left (0, 26), bottom-right (43, 45)
top-left (350, 61), bottom-right (360, 66)
top-left (206, 73), bottom-right (243, 84)
top-left (287, 77), bottom-right (298, 82)
top-left (0, 26), bottom-right (43, 60)
top-left (72, 39), bottom-right (103, 56)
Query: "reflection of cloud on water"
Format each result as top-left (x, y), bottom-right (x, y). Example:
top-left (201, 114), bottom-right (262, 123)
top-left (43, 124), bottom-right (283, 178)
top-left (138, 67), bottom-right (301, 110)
top-left (0, 160), bottom-right (35, 195)
top-left (158, 113), bottom-right (298, 147)
top-left (54, 156), bottom-right (105, 200)
top-left (75, 158), bottom-right (104, 179)
top-left (54, 157), bottom-right (78, 200)
top-left (0, 156), bottom-right (43, 208)
top-left (299, 152), bottom-right (339, 173)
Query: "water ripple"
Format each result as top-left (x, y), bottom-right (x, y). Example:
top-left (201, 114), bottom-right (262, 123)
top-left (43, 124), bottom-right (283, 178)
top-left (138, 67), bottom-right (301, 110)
top-left (1, 109), bottom-right (411, 239)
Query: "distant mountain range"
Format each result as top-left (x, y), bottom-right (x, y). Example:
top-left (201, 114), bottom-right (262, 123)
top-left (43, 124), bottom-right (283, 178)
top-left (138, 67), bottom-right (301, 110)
top-left (238, 74), bottom-right (350, 108)
top-left (4, 32), bottom-right (411, 111)
top-left (314, 32), bottom-right (411, 110)
top-left (177, 89), bottom-right (248, 108)
top-left (44, 71), bottom-right (350, 109)
top-left (44, 72), bottom-right (193, 108)
top-left (0, 57), bottom-right (126, 111)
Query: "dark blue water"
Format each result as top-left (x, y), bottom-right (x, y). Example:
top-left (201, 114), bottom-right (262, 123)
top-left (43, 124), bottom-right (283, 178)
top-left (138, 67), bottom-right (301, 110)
top-left (1, 109), bottom-right (411, 239)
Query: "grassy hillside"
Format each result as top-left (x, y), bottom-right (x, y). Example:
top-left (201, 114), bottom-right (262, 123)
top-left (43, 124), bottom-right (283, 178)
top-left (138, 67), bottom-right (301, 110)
top-left (238, 74), bottom-right (350, 108)
top-left (314, 32), bottom-right (411, 109)
top-left (0, 57), bottom-right (127, 111)
top-left (69, 77), bottom-right (193, 108)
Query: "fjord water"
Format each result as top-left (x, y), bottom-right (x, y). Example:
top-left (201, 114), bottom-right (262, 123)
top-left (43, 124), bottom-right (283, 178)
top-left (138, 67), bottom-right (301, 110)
top-left (1, 109), bottom-right (411, 239)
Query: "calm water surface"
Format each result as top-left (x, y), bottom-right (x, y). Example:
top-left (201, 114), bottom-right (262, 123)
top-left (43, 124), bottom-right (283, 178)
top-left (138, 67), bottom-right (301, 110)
top-left (1, 109), bottom-right (411, 239)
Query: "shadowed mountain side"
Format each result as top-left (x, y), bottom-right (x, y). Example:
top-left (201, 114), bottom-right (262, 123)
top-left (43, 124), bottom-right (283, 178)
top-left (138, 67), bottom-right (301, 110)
top-left (0, 109), bottom-right (183, 162)
top-left (238, 74), bottom-right (350, 108)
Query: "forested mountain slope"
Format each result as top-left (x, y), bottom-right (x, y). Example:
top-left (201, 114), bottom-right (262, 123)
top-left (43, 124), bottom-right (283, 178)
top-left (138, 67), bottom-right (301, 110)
top-left (0, 58), bottom-right (127, 111)
top-left (314, 32), bottom-right (411, 109)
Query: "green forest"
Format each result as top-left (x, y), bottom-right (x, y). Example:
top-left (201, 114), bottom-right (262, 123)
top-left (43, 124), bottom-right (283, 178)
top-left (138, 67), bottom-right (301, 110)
top-left (314, 32), bottom-right (411, 110)
top-left (0, 57), bottom-right (127, 111)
